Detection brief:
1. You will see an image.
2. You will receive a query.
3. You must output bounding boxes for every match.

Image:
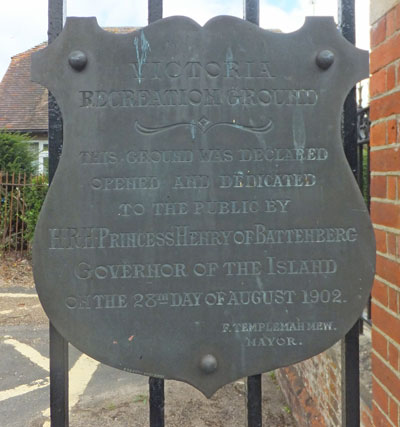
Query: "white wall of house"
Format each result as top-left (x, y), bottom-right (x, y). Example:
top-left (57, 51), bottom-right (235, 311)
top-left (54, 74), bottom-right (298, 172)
top-left (30, 138), bottom-right (48, 174)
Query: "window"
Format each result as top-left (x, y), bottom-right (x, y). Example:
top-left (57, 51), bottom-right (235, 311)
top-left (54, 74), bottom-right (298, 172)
top-left (30, 140), bottom-right (49, 174)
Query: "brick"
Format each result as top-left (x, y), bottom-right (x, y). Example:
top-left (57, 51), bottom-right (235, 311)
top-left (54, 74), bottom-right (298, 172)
top-left (370, 121), bottom-right (386, 146)
top-left (370, 90), bottom-right (400, 120)
top-left (372, 353), bottom-right (400, 402)
top-left (371, 16), bottom-right (387, 49)
top-left (388, 342), bottom-right (399, 370)
top-left (387, 176), bottom-right (397, 199)
top-left (397, 62), bottom-right (400, 86)
top-left (372, 278), bottom-right (389, 307)
top-left (373, 403), bottom-right (391, 427)
top-left (371, 175), bottom-right (387, 198)
top-left (397, 235), bottom-right (400, 258)
top-left (398, 177), bottom-right (400, 199)
top-left (372, 327), bottom-right (388, 359)
top-left (361, 408), bottom-right (373, 427)
top-left (387, 64), bottom-right (397, 91)
top-left (375, 253), bottom-right (400, 285)
top-left (386, 119), bottom-right (398, 144)
top-left (370, 33), bottom-right (400, 74)
top-left (373, 377), bottom-right (389, 413)
top-left (389, 287), bottom-right (399, 314)
top-left (371, 201), bottom-right (400, 229)
top-left (397, 4), bottom-right (400, 31)
top-left (374, 228), bottom-right (387, 253)
top-left (388, 396), bottom-right (398, 425)
top-left (277, 365), bottom-right (326, 427)
top-left (370, 68), bottom-right (387, 97)
top-left (387, 232), bottom-right (397, 255)
top-left (370, 148), bottom-right (400, 172)
top-left (387, 8), bottom-right (397, 38)
top-left (372, 302), bottom-right (400, 344)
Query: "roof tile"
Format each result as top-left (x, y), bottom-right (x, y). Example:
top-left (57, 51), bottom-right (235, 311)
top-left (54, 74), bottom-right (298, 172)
top-left (0, 27), bottom-right (138, 133)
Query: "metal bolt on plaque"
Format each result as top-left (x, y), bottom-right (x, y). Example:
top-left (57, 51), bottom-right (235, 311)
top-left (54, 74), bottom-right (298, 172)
top-left (200, 355), bottom-right (218, 374)
top-left (31, 15), bottom-right (375, 397)
top-left (68, 50), bottom-right (87, 71)
top-left (316, 50), bottom-right (335, 70)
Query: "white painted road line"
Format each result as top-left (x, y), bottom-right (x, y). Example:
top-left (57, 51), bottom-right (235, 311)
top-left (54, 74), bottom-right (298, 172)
top-left (3, 336), bottom-right (49, 372)
top-left (41, 353), bottom-right (100, 421)
top-left (0, 293), bottom-right (37, 298)
top-left (18, 303), bottom-right (41, 310)
top-left (2, 335), bottom-right (99, 423)
top-left (0, 377), bottom-right (49, 402)
top-left (69, 354), bottom-right (100, 408)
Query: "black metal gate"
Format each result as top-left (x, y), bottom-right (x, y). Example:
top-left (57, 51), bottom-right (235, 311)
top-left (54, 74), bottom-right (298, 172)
top-left (46, 1), bottom-right (364, 425)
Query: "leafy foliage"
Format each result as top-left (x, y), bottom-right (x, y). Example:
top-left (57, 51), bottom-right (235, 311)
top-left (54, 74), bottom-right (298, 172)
top-left (21, 175), bottom-right (48, 245)
top-left (1, 176), bottom-right (48, 252)
top-left (0, 130), bottom-right (36, 176)
top-left (0, 131), bottom-right (48, 252)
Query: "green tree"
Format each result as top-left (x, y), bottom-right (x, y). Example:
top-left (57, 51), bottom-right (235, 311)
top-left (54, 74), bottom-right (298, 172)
top-left (0, 130), bottom-right (36, 176)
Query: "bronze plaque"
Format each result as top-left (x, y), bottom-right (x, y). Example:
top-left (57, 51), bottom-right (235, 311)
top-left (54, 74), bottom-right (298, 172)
top-left (32, 16), bottom-right (374, 397)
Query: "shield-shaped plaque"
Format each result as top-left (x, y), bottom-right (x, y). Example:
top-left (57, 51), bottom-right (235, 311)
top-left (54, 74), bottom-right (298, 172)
top-left (32, 16), bottom-right (375, 397)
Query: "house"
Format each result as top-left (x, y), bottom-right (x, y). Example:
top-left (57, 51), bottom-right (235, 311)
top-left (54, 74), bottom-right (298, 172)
top-left (0, 27), bottom-right (137, 174)
top-left (0, 43), bottom-right (49, 173)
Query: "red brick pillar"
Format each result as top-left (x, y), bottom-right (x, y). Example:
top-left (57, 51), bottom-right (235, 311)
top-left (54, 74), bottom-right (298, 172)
top-left (370, 2), bottom-right (400, 426)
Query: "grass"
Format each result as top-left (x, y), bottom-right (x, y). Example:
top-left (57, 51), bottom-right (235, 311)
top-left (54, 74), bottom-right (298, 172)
top-left (133, 394), bottom-right (148, 404)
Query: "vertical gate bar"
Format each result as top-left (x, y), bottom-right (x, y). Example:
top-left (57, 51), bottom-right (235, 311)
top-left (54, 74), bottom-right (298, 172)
top-left (48, 0), bottom-right (65, 183)
top-left (244, 0), bottom-right (260, 25)
top-left (148, 2), bottom-right (165, 427)
top-left (245, 2), bottom-right (262, 426)
top-left (148, 0), bottom-right (163, 24)
top-left (339, 0), bottom-right (357, 176)
top-left (366, 142), bottom-right (371, 211)
top-left (341, 321), bottom-right (360, 427)
top-left (9, 172), bottom-right (15, 252)
top-left (0, 171), bottom-right (2, 252)
top-left (3, 172), bottom-right (8, 250)
top-left (50, 323), bottom-right (69, 426)
top-left (0, 171), bottom-right (2, 253)
top-left (15, 173), bottom-right (20, 252)
top-left (247, 375), bottom-right (262, 427)
top-left (356, 143), bottom-right (362, 190)
top-left (21, 173), bottom-right (26, 255)
top-left (366, 125), bottom-right (371, 322)
top-left (149, 377), bottom-right (165, 427)
top-left (338, 1), bottom-right (360, 426)
top-left (48, 1), bottom-right (68, 426)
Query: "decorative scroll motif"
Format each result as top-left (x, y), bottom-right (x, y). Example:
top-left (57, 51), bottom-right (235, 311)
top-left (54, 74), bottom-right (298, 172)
top-left (135, 116), bottom-right (273, 136)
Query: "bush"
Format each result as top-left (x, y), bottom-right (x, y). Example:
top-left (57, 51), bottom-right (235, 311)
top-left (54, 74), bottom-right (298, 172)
top-left (21, 175), bottom-right (48, 245)
top-left (0, 131), bottom-right (47, 251)
top-left (0, 130), bottom-right (36, 176)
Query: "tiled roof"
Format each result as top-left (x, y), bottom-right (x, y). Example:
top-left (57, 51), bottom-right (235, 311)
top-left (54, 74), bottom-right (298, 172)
top-left (0, 43), bottom-right (48, 132)
top-left (0, 27), bottom-right (138, 133)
